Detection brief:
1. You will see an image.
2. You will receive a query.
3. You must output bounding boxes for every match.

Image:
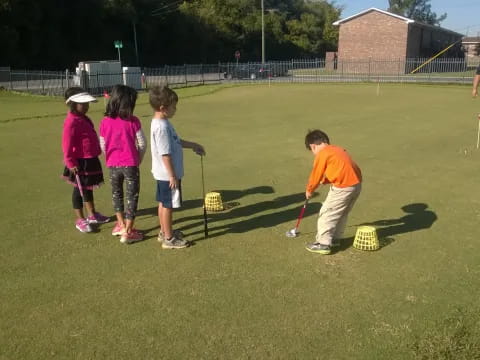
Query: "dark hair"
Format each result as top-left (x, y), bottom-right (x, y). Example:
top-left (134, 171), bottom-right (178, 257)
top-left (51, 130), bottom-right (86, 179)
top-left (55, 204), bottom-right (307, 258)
top-left (149, 85), bottom-right (178, 110)
top-left (105, 84), bottom-right (138, 119)
top-left (64, 86), bottom-right (86, 112)
top-left (305, 129), bottom-right (330, 150)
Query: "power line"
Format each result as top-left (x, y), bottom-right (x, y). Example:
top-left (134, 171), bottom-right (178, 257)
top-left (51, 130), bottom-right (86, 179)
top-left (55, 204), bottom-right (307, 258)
top-left (451, 24), bottom-right (480, 34)
top-left (151, 8), bottom-right (181, 18)
top-left (151, 0), bottom-right (184, 17)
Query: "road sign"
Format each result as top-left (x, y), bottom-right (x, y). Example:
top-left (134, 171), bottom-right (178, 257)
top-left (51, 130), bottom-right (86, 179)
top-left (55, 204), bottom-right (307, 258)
top-left (235, 50), bottom-right (241, 59)
top-left (114, 41), bottom-right (123, 63)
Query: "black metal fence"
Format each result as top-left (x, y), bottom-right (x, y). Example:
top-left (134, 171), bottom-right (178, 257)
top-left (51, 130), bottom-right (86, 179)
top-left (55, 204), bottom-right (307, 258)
top-left (1, 58), bottom-right (478, 96)
top-left (0, 65), bottom-right (225, 96)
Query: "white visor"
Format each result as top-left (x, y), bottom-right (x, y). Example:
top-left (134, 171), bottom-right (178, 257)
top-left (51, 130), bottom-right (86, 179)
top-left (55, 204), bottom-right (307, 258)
top-left (66, 92), bottom-right (97, 104)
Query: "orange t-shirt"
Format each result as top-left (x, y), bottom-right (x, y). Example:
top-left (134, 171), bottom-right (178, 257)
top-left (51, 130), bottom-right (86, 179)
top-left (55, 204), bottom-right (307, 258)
top-left (306, 145), bottom-right (362, 193)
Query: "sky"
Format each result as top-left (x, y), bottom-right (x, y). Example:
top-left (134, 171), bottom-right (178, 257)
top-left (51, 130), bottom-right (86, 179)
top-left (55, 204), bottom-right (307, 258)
top-left (338, 0), bottom-right (480, 36)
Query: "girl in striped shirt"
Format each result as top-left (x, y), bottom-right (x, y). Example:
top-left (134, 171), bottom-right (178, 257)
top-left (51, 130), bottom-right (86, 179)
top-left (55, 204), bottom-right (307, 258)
top-left (99, 85), bottom-right (147, 244)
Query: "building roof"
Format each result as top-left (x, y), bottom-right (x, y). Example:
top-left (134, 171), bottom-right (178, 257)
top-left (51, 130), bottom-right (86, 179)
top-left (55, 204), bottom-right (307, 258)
top-left (463, 37), bottom-right (480, 44)
top-left (333, 7), bottom-right (463, 37)
top-left (332, 8), bottom-right (413, 25)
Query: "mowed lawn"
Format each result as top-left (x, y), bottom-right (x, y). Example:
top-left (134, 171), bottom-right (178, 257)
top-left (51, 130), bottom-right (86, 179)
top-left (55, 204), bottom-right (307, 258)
top-left (1, 83), bottom-right (480, 359)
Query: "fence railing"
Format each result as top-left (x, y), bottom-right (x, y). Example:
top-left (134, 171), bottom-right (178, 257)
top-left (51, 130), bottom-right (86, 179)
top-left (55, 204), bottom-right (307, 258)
top-left (1, 58), bottom-right (478, 96)
top-left (0, 65), bottom-right (225, 96)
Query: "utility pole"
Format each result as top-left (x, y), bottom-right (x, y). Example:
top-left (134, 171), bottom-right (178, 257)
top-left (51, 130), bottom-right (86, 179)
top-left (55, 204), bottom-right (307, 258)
top-left (261, 0), bottom-right (265, 64)
top-left (132, 21), bottom-right (139, 66)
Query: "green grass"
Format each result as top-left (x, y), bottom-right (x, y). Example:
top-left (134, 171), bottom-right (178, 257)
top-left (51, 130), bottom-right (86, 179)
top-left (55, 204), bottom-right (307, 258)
top-left (1, 83), bottom-right (480, 359)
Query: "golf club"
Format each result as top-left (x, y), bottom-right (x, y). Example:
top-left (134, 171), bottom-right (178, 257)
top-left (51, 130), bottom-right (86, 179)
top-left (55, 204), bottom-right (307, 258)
top-left (75, 173), bottom-right (84, 198)
top-left (200, 155), bottom-right (208, 238)
top-left (286, 198), bottom-right (308, 238)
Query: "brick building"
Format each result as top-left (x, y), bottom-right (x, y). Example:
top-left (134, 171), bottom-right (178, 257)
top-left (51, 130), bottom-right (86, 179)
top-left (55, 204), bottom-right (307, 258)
top-left (331, 8), bottom-right (463, 73)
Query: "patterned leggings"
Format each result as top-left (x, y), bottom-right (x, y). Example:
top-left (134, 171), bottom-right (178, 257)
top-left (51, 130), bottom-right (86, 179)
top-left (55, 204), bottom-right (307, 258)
top-left (109, 166), bottom-right (140, 220)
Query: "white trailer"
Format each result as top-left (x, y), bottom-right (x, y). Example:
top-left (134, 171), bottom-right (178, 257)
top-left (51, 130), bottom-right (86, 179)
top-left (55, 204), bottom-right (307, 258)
top-left (77, 60), bottom-right (123, 93)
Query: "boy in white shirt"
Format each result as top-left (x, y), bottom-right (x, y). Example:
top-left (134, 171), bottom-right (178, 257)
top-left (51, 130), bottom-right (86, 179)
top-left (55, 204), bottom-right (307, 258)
top-left (149, 86), bottom-right (205, 249)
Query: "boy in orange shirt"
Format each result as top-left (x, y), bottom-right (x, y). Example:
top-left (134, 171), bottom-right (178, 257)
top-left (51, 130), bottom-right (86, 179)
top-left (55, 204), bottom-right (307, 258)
top-left (304, 130), bottom-right (362, 254)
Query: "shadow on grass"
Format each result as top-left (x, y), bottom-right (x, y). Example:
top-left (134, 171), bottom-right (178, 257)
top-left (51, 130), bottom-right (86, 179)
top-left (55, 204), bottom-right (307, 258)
top-left (186, 192), bottom-right (321, 242)
top-left (136, 185), bottom-right (277, 236)
top-left (137, 185), bottom-right (275, 216)
top-left (336, 203), bottom-right (438, 252)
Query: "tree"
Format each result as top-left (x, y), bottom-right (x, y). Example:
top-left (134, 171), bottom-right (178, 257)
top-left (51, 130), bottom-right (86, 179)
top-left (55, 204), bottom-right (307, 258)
top-left (181, 0), bottom-right (341, 60)
top-left (388, 0), bottom-right (446, 26)
top-left (305, 0), bottom-right (342, 51)
top-left (0, 0), bottom-right (342, 68)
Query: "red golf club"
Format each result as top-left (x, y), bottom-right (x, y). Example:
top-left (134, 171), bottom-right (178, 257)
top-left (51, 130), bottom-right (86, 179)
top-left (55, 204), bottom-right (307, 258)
top-left (286, 198), bottom-right (308, 237)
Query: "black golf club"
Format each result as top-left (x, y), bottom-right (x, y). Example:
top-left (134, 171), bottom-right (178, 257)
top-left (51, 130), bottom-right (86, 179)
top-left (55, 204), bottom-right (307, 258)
top-left (200, 155), bottom-right (208, 238)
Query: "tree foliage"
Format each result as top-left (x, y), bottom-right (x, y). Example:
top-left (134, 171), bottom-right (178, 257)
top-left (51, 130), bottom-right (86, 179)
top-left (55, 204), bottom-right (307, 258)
top-left (0, 0), bottom-right (342, 69)
top-left (388, 0), bottom-right (446, 26)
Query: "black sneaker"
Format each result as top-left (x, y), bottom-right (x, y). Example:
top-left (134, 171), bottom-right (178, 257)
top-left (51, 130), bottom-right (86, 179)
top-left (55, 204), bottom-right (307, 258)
top-left (306, 243), bottom-right (331, 255)
top-left (162, 235), bottom-right (189, 249)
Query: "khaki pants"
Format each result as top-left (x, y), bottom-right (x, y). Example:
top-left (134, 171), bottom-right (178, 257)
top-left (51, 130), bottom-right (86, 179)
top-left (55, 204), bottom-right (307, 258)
top-left (316, 183), bottom-right (362, 245)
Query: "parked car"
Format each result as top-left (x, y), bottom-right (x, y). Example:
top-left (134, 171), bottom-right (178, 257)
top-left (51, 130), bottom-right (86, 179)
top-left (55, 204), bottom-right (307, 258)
top-left (223, 64), bottom-right (272, 80)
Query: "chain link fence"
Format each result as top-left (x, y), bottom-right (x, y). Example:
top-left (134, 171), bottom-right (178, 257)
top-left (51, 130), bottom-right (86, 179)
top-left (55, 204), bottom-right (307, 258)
top-left (1, 58), bottom-right (478, 96)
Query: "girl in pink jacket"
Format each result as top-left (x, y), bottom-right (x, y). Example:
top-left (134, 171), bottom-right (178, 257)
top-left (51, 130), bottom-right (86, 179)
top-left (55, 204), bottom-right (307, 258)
top-left (62, 87), bottom-right (110, 233)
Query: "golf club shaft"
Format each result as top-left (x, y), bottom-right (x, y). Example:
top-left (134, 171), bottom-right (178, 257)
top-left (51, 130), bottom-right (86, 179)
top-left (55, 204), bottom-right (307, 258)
top-left (294, 199), bottom-right (308, 230)
top-left (75, 174), bottom-right (84, 198)
top-left (200, 156), bottom-right (208, 237)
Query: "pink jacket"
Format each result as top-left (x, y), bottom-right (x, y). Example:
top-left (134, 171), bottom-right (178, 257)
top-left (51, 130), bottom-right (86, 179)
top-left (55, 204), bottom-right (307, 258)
top-left (62, 112), bottom-right (101, 169)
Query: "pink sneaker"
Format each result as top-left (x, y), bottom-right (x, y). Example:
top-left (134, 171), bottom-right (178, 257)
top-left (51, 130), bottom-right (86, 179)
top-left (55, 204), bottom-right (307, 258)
top-left (75, 218), bottom-right (92, 233)
top-left (112, 222), bottom-right (126, 236)
top-left (87, 212), bottom-right (111, 224)
top-left (120, 229), bottom-right (143, 244)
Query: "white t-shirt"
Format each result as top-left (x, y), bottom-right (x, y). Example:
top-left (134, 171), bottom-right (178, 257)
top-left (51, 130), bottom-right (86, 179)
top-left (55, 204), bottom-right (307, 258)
top-left (150, 118), bottom-right (184, 181)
